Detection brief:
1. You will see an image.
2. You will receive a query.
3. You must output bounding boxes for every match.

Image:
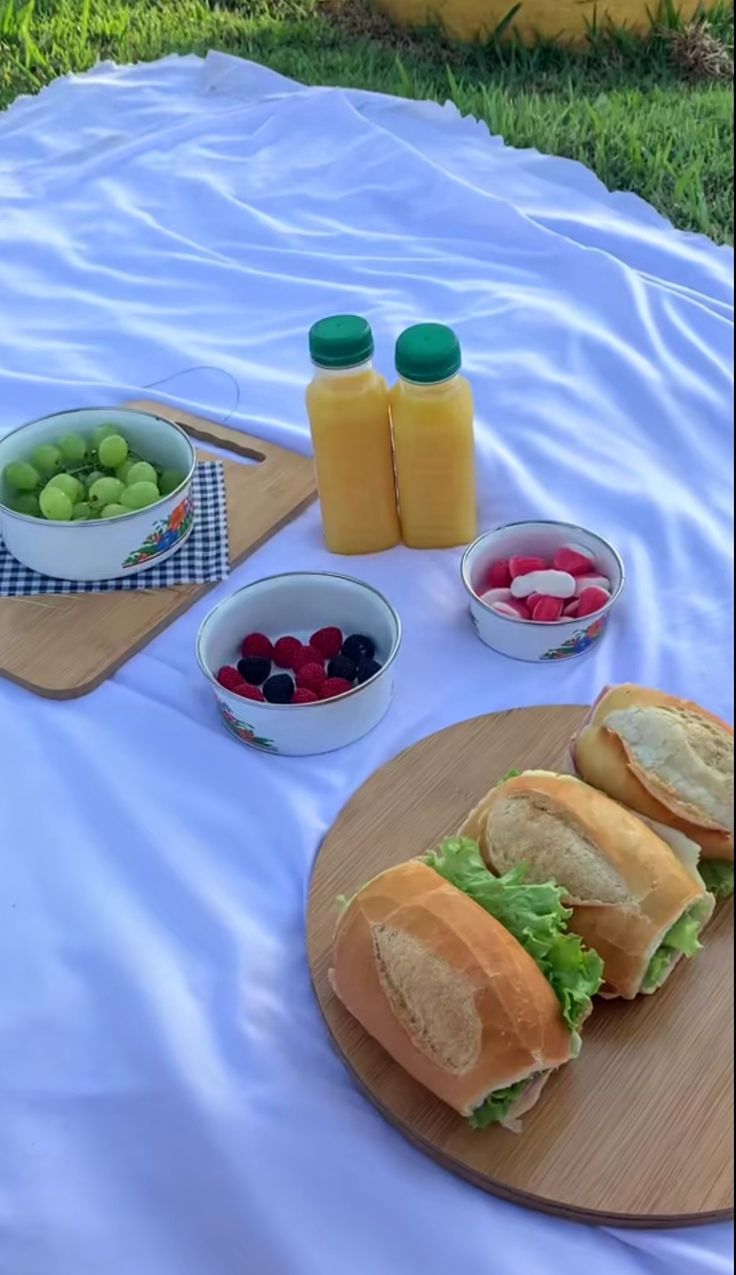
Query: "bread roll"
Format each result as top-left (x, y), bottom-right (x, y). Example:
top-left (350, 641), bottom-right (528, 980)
top-left (331, 860), bottom-right (573, 1121)
top-left (458, 771), bottom-right (714, 999)
top-left (572, 684), bottom-right (733, 862)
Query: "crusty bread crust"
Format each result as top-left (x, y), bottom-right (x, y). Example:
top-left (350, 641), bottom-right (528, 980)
top-left (331, 860), bottom-right (573, 1117)
top-left (572, 685), bottom-right (733, 862)
top-left (460, 771), bottom-right (707, 999)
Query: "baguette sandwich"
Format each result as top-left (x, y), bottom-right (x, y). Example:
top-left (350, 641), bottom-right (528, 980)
top-left (459, 770), bottom-right (715, 999)
top-left (331, 843), bottom-right (603, 1130)
top-left (571, 685), bottom-right (733, 900)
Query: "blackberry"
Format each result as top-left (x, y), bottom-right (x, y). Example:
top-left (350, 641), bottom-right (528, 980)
top-left (356, 658), bottom-right (381, 684)
top-left (341, 633), bottom-right (375, 663)
top-left (327, 654), bottom-right (356, 682)
top-left (263, 673), bottom-right (294, 704)
top-left (237, 656), bottom-right (271, 686)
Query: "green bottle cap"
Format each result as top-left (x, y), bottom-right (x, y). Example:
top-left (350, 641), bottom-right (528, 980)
top-left (309, 315), bottom-right (374, 369)
top-left (395, 323), bottom-right (462, 384)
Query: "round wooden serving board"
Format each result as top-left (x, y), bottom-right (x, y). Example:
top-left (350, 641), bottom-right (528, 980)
top-left (307, 706), bottom-right (734, 1227)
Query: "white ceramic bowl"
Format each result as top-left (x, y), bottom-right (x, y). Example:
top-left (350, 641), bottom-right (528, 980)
top-left (461, 520), bottom-right (624, 663)
top-left (196, 572), bottom-right (402, 756)
top-left (0, 407), bottom-right (196, 581)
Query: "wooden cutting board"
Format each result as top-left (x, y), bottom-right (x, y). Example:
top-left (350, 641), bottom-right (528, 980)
top-left (307, 706), bottom-right (734, 1227)
top-left (0, 400), bottom-right (317, 698)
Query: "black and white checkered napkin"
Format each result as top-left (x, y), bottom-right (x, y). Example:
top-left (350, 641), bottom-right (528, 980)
top-left (0, 462), bottom-right (229, 595)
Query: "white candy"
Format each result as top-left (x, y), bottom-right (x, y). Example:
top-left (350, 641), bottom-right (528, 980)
top-left (480, 587), bottom-right (512, 605)
top-left (510, 569), bottom-right (576, 600)
top-left (574, 574), bottom-right (611, 597)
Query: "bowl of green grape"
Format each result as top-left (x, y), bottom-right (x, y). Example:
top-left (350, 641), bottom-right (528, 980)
top-left (0, 406), bottom-right (196, 581)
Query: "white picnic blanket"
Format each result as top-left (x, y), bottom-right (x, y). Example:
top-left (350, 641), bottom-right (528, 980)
top-left (0, 52), bottom-right (733, 1275)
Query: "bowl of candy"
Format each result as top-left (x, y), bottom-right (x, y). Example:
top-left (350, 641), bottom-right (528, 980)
top-left (196, 572), bottom-right (402, 756)
top-left (461, 520), bottom-right (624, 663)
top-left (0, 407), bottom-right (196, 581)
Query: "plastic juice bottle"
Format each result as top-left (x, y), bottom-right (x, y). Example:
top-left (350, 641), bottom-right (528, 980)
top-left (306, 315), bottom-right (400, 555)
top-left (390, 324), bottom-right (477, 549)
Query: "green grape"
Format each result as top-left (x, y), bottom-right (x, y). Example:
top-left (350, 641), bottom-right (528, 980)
top-left (72, 501), bottom-right (92, 521)
top-left (116, 459), bottom-right (135, 482)
top-left (85, 469), bottom-right (105, 490)
top-left (10, 491), bottom-right (41, 516)
top-left (125, 460), bottom-right (157, 487)
top-left (4, 460), bottom-right (40, 492)
top-left (100, 503), bottom-right (129, 519)
top-left (59, 433), bottom-right (87, 463)
top-left (159, 469), bottom-right (185, 496)
top-left (93, 425), bottom-right (117, 447)
top-left (121, 480), bottom-right (160, 510)
top-left (46, 473), bottom-right (84, 504)
top-left (88, 476), bottom-right (124, 507)
top-left (32, 444), bottom-right (63, 476)
top-left (39, 486), bottom-right (73, 521)
top-left (98, 433), bottom-right (129, 469)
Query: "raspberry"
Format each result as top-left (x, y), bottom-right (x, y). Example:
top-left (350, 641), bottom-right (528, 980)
top-left (241, 632), bottom-right (273, 660)
top-left (310, 627), bottom-right (343, 659)
top-left (341, 633), bottom-right (375, 663)
top-left (263, 673), bottom-right (294, 703)
top-left (319, 677), bottom-right (353, 700)
top-left (217, 666), bottom-right (242, 691)
top-left (292, 688), bottom-right (319, 704)
top-left (273, 636), bottom-right (301, 669)
top-left (291, 643), bottom-right (324, 672)
top-left (296, 662), bottom-right (326, 692)
top-left (237, 656), bottom-right (271, 685)
top-left (235, 683), bottom-right (265, 702)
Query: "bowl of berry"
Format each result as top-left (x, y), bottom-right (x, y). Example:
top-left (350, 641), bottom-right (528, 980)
top-left (0, 406), bottom-right (195, 581)
top-left (196, 571), bottom-right (401, 755)
top-left (461, 520), bottom-right (624, 663)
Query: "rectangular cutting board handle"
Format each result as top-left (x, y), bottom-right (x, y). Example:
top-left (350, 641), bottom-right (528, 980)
top-left (126, 399), bottom-right (297, 467)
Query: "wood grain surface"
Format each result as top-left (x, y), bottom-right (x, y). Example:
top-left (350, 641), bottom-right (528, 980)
top-left (307, 706), bottom-right (734, 1227)
top-left (0, 401), bottom-right (317, 698)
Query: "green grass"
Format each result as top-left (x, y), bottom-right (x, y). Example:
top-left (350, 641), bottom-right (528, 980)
top-left (0, 0), bottom-right (733, 241)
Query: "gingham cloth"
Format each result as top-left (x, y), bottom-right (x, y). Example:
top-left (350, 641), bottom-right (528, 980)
top-left (0, 461), bottom-right (228, 594)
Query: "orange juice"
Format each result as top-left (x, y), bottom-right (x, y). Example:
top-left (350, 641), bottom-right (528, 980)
top-left (391, 324), bottom-right (477, 549)
top-left (306, 315), bottom-right (400, 555)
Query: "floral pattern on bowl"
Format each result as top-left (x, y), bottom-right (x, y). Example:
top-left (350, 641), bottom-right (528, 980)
top-left (122, 493), bottom-right (195, 569)
top-left (540, 616), bottom-right (607, 661)
top-left (218, 700), bottom-right (277, 752)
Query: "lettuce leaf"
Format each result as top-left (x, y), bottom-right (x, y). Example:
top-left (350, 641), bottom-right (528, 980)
top-left (469, 1079), bottom-right (528, 1130)
top-left (641, 902), bottom-right (704, 992)
top-left (424, 838), bottom-right (603, 1035)
top-left (700, 859), bottom-right (734, 901)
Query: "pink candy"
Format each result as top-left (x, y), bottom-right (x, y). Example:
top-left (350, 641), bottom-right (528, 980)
top-left (483, 559), bottom-right (512, 589)
top-left (477, 546), bottom-right (613, 627)
top-left (491, 599), bottom-right (530, 620)
top-left (531, 596), bottom-right (564, 622)
top-left (509, 555), bottom-right (546, 579)
top-left (576, 586), bottom-right (610, 618)
top-left (574, 574), bottom-right (611, 597)
top-left (479, 587), bottom-right (512, 606)
top-left (553, 543), bottom-right (596, 576)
